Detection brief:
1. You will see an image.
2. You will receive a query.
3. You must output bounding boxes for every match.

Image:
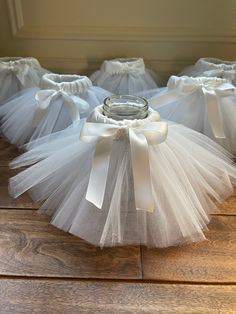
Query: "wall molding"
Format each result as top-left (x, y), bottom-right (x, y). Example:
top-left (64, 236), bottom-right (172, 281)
top-left (6, 0), bottom-right (24, 36)
top-left (6, 0), bottom-right (236, 43)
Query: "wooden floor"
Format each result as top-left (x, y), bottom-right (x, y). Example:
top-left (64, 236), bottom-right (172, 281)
top-left (0, 138), bottom-right (235, 314)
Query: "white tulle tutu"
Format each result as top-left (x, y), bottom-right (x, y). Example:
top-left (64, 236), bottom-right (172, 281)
top-left (90, 58), bottom-right (160, 94)
top-left (146, 76), bottom-right (236, 155)
top-left (0, 74), bottom-right (110, 147)
top-left (0, 57), bottom-right (48, 104)
top-left (9, 106), bottom-right (236, 248)
top-left (180, 58), bottom-right (236, 84)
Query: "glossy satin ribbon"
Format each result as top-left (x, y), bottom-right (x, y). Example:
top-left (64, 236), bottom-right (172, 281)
top-left (33, 89), bottom-right (89, 126)
top-left (149, 82), bottom-right (236, 138)
top-left (103, 58), bottom-right (145, 75)
top-left (96, 59), bottom-right (145, 85)
top-left (80, 120), bottom-right (168, 212)
top-left (0, 62), bottom-right (30, 85)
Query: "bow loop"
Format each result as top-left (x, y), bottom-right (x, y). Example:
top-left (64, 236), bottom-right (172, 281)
top-left (213, 83), bottom-right (235, 96)
top-left (81, 123), bottom-right (122, 143)
top-left (0, 62), bottom-right (30, 85)
top-left (33, 89), bottom-right (84, 126)
top-left (202, 82), bottom-right (234, 138)
top-left (103, 59), bottom-right (145, 75)
top-left (80, 120), bottom-right (168, 212)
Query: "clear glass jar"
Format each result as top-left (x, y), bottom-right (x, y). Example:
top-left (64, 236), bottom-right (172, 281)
top-left (103, 95), bottom-right (148, 120)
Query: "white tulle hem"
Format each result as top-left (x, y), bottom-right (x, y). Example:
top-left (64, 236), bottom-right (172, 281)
top-left (9, 119), bottom-right (236, 248)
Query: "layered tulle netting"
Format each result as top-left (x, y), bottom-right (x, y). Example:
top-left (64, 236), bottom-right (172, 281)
top-left (9, 107), bottom-right (236, 248)
top-left (1, 55), bottom-right (236, 248)
top-left (0, 74), bottom-right (110, 147)
top-left (0, 57), bottom-right (48, 104)
top-left (90, 58), bottom-right (160, 94)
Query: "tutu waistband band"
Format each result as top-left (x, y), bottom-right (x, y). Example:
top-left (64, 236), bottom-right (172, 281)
top-left (40, 74), bottom-right (92, 94)
top-left (101, 58), bottom-right (146, 75)
top-left (194, 58), bottom-right (236, 81)
top-left (196, 57), bottom-right (236, 71)
top-left (88, 105), bottom-right (160, 127)
top-left (167, 75), bottom-right (232, 91)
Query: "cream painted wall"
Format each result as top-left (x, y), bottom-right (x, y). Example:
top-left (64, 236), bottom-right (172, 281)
top-left (0, 0), bottom-right (236, 81)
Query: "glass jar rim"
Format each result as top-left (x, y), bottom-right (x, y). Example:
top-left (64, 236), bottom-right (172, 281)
top-left (104, 94), bottom-right (148, 108)
top-left (103, 94), bottom-right (149, 120)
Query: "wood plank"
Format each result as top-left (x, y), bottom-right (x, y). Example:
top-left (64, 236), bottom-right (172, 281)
top-left (0, 167), bottom-right (38, 209)
top-left (0, 138), bottom-right (19, 166)
top-left (217, 195), bottom-right (236, 215)
top-left (142, 215), bottom-right (236, 283)
top-left (0, 210), bottom-right (141, 279)
top-left (0, 279), bottom-right (235, 314)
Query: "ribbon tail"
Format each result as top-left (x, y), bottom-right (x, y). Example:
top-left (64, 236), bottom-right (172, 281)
top-left (32, 91), bottom-right (54, 127)
top-left (86, 138), bottom-right (113, 209)
top-left (15, 65), bottom-right (30, 86)
top-left (204, 90), bottom-right (226, 138)
top-left (71, 96), bottom-right (90, 117)
top-left (32, 107), bottom-right (46, 127)
top-left (63, 94), bottom-right (81, 122)
top-left (16, 73), bottom-right (26, 86)
top-left (129, 129), bottom-right (154, 213)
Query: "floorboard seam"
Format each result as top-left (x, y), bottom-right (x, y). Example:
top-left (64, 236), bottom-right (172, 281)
top-left (0, 275), bottom-right (235, 285)
top-left (140, 245), bottom-right (144, 281)
top-left (0, 209), bottom-right (236, 216)
top-left (0, 207), bottom-right (39, 210)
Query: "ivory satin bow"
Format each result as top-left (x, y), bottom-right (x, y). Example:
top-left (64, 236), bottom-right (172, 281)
top-left (96, 61), bottom-right (144, 86)
top-left (102, 59), bottom-right (145, 75)
top-left (33, 89), bottom-right (89, 126)
top-left (95, 60), bottom-right (144, 87)
top-left (0, 62), bottom-right (31, 86)
top-left (80, 120), bottom-right (168, 212)
top-left (149, 81), bottom-right (236, 138)
top-left (111, 62), bottom-right (145, 74)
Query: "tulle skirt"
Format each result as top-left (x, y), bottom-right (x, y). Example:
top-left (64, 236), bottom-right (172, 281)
top-left (0, 66), bottom-right (47, 104)
top-left (90, 70), bottom-right (159, 95)
top-left (0, 72), bottom-right (24, 104)
top-left (0, 87), bottom-right (110, 147)
top-left (146, 90), bottom-right (236, 155)
top-left (9, 119), bottom-right (236, 248)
